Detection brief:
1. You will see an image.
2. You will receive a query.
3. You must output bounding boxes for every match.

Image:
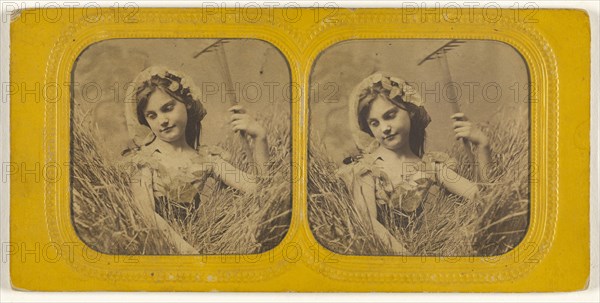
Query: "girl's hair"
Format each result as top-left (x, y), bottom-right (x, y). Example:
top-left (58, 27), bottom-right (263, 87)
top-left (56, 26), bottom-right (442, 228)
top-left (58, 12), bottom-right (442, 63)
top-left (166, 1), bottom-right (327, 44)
top-left (356, 79), bottom-right (430, 158)
top-left (134, 72), bottom-right (207, 149)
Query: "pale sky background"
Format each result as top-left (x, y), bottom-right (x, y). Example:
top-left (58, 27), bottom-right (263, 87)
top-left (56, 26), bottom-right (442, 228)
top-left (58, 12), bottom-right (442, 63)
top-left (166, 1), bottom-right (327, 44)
top-left (309, 39), bottom-right (529, 163)
top-left (73, 39), bottom-right (529, 163)
top-left (72, 39), bottom-right (291, 160)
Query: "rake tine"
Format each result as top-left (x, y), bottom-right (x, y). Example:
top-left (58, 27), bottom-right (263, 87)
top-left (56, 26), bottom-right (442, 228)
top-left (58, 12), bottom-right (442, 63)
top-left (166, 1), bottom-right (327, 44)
top-left (193, 39), bottom-right (225, 59)
top-left (417, 39), bottom-right (466, 65)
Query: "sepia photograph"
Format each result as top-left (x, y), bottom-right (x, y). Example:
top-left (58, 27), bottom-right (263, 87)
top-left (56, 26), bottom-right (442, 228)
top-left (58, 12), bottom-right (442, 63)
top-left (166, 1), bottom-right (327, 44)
top-left (308, 39), bottom-right (530, 256)
top-left (4, 3), bottom-right (594, 295)
top-left (71, 39), bottom-right (292, 255)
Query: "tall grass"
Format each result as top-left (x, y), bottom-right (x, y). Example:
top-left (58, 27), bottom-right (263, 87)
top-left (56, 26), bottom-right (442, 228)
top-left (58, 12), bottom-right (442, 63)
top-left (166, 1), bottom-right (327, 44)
top-left (308, 115), bottom-right (529, 256)
top-left (72, 110), bottom-right (292, 255)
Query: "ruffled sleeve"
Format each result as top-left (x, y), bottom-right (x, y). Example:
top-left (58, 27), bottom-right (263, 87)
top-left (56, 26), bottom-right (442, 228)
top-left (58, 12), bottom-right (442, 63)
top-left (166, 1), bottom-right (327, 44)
top-left (129, 148), bottom-right (167, 174)
top-left (118, 148), bottom-right (158, 213)
top-left (336, 154), bottom-right (394, 206)
top-left (336, 154), bottom-right (376, 190)
top-left (120, 147), bottom-right (159, 176)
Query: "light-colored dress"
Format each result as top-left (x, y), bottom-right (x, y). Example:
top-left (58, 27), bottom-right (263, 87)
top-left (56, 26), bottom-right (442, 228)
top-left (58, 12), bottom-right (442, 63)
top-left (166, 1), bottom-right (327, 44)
top-left (124, 145), bottom-right (228, 221)
top-left (338, 152), bottom-right (453, 228)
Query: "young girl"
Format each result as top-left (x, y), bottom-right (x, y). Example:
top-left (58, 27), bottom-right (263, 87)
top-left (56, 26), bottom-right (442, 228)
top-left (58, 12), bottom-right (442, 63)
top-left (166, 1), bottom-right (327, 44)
top-left (123, 66), bottom-right (269, 254)
top-left (339, 72), bottom-right (492, 254)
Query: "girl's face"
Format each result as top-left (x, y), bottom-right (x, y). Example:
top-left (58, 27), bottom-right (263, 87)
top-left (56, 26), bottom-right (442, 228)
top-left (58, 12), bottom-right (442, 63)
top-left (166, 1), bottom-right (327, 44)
top-left (367, 96), bottom-right (411, 151)
top-left (143, 89), bottom-right (189, 144)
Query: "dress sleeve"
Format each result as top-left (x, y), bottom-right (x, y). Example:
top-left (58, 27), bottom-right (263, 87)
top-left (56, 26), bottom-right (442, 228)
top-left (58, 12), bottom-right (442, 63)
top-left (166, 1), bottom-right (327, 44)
top-left (121, 148), bottom-right (167, 193)
top-left (335, 155), bottom-right (393, 201)
top-left (336, 158), bottom-right (374, 192)
top-left (120, 150), bottom-right (158, 215)
top-left (122, 147), bottom-right (161, 170)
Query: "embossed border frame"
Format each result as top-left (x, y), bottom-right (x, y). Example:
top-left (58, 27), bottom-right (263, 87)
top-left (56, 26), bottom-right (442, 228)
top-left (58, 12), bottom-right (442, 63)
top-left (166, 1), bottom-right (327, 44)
top-left (9, 8), bottom-right (589, 291)
top-left (42, 9), bottom-right (303, 285)
top-left (303, 11), bottom-right (557, 284)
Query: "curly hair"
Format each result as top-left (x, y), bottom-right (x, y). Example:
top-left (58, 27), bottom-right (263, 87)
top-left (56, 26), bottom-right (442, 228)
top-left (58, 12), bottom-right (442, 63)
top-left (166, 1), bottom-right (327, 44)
top-left (356, 79), bottom-right (431, 158)
top-left (134, 72), bottom-right (207, 149)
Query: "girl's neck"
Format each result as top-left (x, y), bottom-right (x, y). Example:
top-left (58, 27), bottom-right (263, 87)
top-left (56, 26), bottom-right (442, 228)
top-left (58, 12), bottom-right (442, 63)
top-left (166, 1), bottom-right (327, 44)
top-left (152, 137), bottom-right (194, 154)
top-left (374, 144), bottom-right (419, 163)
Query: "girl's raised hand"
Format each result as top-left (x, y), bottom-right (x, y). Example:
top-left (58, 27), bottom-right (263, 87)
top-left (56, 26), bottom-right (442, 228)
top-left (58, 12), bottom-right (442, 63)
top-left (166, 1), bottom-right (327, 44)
top-left (451, 113), bottom-right (489, 147)
top-left (228, 105), bottom-right (267, 140)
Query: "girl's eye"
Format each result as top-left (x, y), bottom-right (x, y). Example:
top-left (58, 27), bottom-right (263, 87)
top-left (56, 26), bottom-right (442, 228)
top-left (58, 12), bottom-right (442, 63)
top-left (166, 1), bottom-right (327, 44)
top-left (146, 113), bottom-right (156, 120)
top-left (369, 120), bottom-right (379, 127)
top-left (385, 111), bottom-right (396, 119)
top-left (164, 104), bottom-right (174, 112)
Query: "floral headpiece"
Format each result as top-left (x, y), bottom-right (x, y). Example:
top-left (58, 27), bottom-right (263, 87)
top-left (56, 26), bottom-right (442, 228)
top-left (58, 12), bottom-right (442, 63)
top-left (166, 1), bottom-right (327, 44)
top-left (348, 72), bottom-right (428, 152)
top-left (360, 72), bottom-right (424, 107)
top-left (135, 67), bottom-right (204, 108)
top-left (124, 66), bottom-right (206, 147)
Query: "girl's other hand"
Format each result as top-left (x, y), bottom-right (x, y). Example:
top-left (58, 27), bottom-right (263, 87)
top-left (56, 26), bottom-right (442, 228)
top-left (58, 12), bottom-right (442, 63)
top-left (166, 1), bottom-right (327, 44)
top-left (451, 113), bottom-right (489, 147)
top-left (228, 105), bottom-right (267, 140)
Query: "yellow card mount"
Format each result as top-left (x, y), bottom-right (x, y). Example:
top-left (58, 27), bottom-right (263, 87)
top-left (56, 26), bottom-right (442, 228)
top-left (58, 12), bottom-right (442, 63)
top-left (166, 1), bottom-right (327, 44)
top-left (9, 7), bottom-right (590, 292)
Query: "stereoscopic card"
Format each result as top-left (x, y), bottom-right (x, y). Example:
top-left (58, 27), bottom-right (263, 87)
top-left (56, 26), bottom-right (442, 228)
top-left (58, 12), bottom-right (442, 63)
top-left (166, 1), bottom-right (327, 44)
top-left (9, 7), bottom-right (590, 291)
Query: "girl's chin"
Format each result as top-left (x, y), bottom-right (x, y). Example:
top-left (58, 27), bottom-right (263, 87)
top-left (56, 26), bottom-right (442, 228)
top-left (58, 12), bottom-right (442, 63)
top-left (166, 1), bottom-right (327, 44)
top-left (379, 140), bottom-right (404, 150)
top-left (158, 133), bottom-right (184, 143)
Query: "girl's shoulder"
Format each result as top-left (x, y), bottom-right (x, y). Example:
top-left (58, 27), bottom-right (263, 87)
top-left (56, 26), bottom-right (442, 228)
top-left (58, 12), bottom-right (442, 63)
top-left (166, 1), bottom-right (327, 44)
top-left (122, 144), bottom-right (231, 167)
top-left (119, 145), bottom-right (166, 177)
top-left (336, 151), bottom-right (456, 184)
top-left (336, 153), bottom-right (385, 186)
top-left (121, 145), bottom-right (155, 167)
